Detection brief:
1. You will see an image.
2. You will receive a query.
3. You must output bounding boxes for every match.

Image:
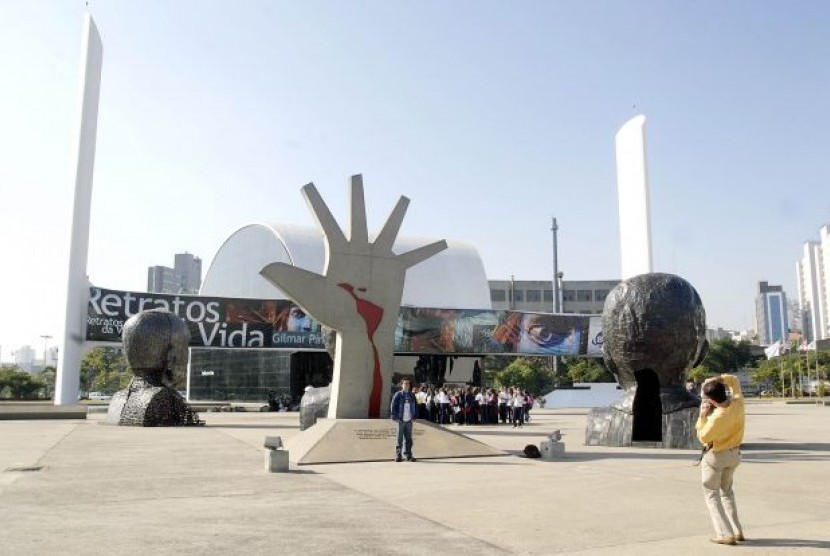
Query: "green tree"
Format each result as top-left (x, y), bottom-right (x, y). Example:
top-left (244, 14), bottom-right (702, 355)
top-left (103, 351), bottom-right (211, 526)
top-left (0, 366), bottom-right (47, 399)
top-left (747, 350), bottom-right (830, 396)
top-left (493, 357), bottom-right (556, 395)
top-left (688, 364), bottom-right (715, 385)
top-left (81, 347), bottom-right (130, 395)
top-left (561, 357), bottom-right (615, 383)
top-left (750, 358), bottom-right (783, 393)
top-left (40, 365), bottom-right (57, 400)
top-left (701, 338), bottom-right (758, 374)
top-left (483, 355), bottom-right (515, 386)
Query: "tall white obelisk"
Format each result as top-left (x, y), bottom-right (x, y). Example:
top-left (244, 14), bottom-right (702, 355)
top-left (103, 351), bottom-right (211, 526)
top-left (55, 14), bottom-right (103, 405)
top-left (614, 115), bottom-right (653, 280)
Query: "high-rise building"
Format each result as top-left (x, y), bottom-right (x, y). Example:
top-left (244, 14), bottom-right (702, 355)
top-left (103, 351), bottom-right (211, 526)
top-left (174, 253), bottom-right (202, 294)
top-left (14, 345), bottom-right (36, 373)
top-left (787, 299), bottom-right (803, 335)
top-left (147, 266), bottom-right (180, 293)
top-left (796, 224), bottom-right (830, 341)
top-left (755, 281), bottom-right (789, 346)
top-left (147, 252), bottom-right (202, 294)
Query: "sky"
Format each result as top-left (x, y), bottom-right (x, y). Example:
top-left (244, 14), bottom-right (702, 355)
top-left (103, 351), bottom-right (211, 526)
top-left (1, 1), bottom-right (829, 360)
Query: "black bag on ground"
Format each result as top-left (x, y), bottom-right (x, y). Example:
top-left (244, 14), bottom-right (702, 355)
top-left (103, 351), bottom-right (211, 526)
top-left (523, 444), bottom-right (541, 458)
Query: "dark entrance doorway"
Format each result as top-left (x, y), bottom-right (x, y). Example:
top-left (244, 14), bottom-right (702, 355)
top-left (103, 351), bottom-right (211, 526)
top-left (632, 369), bottom-right (662, 442)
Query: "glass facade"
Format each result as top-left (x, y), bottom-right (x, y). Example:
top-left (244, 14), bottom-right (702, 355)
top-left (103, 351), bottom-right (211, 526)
top-left (189, 348), bottom-right (332, 403)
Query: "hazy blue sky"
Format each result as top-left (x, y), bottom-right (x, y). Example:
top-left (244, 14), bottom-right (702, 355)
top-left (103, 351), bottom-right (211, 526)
top-left (1, 1), bottom-right (829, 356)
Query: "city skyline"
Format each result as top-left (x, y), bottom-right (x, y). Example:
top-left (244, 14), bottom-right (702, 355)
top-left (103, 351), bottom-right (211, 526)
top-left (2, 2), bottom-right (829, 353)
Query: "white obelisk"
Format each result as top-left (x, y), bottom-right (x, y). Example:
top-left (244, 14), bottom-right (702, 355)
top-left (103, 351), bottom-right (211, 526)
top-left (55, 14), bottom-right (103, 405)
top-left (614, 114), bottom-right (653, 280)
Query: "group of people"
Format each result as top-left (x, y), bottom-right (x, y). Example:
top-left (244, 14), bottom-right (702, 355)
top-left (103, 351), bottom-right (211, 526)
top-left (390, 379), bottom-right (537, 463)
top-left (409, 384), bottom-right (535, 428)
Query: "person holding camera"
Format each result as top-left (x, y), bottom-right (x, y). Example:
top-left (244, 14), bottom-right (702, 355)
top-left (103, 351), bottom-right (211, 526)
top-left (695, 374), bottom-right (746, 545)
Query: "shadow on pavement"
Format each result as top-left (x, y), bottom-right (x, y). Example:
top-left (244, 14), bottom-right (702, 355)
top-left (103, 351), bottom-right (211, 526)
top-left (742, 538), bottom-right (830, 549)
top-left (742, 442), bottom-right (830, 451)
top-left (417, 458), bottom-right (522, 466)
top-left (741, 442), bottom-right (830, 463)
top-left (207, 423), bottom-right (301, 430)
top-left (464, 429), bottom-right (553, 437)
top-left (561, 451), bottom-right (697, 462)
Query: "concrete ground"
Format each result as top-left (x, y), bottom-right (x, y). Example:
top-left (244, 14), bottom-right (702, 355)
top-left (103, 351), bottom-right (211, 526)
top-left (0, 401), bottom-right (828, 555)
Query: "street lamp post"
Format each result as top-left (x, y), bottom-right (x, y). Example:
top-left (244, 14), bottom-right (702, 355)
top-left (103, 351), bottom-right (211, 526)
top-left (40, 335), bottom-right (53, 371)
top-left (551, 217), bottom-right (561, 380)
top-left (551, 217), bottom-right (560, 313)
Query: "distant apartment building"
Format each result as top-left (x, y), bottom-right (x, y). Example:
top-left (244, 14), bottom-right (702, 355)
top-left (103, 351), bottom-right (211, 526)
top-left (14, 345), bottom-right (36, 373)
top-left (488, 279), bottom-right (619, 314)
top-left (147, 252), bottom-right (202, 294)
top-left (796, 224), bottom-right (830, 341)
top-left (787, 299), bottom-right (803, 334)
top-left (44, 346), bottom-right (59, 368)
top-left (704, 328), bottom-right (751, 344)
top-left (174, 253), bottom-right (202, 294)
top-left (706, 328), bottom-right (733, 342)
top-left (755, 281), bottom-right (789, 346)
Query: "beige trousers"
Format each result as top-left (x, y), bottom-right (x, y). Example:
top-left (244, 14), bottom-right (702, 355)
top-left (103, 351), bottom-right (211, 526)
top-left (701, 447), bottom-right (743, 538)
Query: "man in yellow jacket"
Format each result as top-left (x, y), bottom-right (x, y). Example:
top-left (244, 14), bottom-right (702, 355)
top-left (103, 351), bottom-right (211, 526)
top-left (695, 374), bottom-right (746, 545)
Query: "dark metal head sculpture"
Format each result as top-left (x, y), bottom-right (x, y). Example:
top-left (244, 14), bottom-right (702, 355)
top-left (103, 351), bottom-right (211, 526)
top-left (123, 309), bottom-right (190, 383)
top-left (106, 310), bottom-right (202, 427)
top-left (603, 273), bottom-right (707, 415)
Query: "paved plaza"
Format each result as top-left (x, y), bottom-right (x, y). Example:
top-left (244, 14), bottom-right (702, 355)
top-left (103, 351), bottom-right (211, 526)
top-left (1, 401), bottom-right (828, 555)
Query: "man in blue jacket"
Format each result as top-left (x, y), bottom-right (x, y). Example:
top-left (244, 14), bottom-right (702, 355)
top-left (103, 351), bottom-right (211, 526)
top-left (390, 378), bottom-right (418, 462)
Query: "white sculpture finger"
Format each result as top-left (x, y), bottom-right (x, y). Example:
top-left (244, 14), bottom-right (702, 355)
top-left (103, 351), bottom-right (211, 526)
top-left (349, 174), bottom-right (369, 245)
top-left (301, 183), bottom-right (348, 250)
top-left (397, 240), bottom-right (448, 269)
top-left (374, 196), bottom-right (409, 253)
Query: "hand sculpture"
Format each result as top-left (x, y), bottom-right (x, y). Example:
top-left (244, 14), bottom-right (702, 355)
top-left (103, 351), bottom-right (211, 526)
top-left (260, 175), bottom-right (447, 418)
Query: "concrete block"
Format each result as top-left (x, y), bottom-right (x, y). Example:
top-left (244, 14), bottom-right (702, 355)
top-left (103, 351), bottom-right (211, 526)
top-left (265, 449), bottom-right (289, 472)
top-left (540, 440), bottom-right (565, 460)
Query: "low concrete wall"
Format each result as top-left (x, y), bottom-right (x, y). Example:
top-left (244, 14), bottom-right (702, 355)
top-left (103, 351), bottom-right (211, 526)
top-left (541, 383), bottom-right (624, 409)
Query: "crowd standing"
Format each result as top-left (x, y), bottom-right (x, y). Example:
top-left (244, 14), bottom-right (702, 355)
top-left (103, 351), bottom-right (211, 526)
top-left (409, 384), bottom-right (536, 428)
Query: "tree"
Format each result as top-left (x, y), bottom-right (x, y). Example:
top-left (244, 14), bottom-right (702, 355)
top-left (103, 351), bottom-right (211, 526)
top-left (493, 357), bottom-right (556, 395)
top-left (701, 338), bottom-right (758, 375)
top-left (561, 357), bottom-right (616, 383)
top-left (748, 349), bottom-right (829, 396)
top-left (0, 366), bottom-right (47, 399)
top-left (40, 365), bottom-right (57, 400)
top-left (688, 364), bottom-right (715, 385)
top-left (750, 358), bottom-right (784, 393)
top-left (483, 355), bottom-right (515, 386)
top-left (81, 347), bottom-right (130, 394)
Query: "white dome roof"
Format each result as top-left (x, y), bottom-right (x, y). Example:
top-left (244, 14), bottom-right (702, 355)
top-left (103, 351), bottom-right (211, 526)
top-left (201, 223), bottom-right (491, 310)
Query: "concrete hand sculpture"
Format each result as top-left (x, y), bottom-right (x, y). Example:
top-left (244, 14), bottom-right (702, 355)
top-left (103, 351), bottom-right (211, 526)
top-left (260, 175), bottom-right (447, 418)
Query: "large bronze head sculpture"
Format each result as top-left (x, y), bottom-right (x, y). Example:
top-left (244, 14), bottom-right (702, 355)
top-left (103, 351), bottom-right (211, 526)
top-left (602, 273), bottom-right (707, 412)
top-left (107, 309), bottom-right (201, 426)
top-left (123, 309), bottom-right (190, 384)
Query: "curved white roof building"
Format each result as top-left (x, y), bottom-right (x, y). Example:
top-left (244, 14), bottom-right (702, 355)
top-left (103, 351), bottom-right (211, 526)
top-left (201, 223), bottom-right (492, 310)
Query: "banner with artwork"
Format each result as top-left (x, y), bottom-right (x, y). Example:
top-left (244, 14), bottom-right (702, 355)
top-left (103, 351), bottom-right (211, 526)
top-left (394, 307), bottom-right (601, 356)
top-left (87, 286), bottom-right (604, 356)
top-left (86, 286), bottom-right (326, 350)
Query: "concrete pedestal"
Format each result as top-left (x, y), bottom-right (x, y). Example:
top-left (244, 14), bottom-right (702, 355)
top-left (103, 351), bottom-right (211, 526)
top-left (286, 418), bottom-right (504, 465)
top-left (585, 406), bottom-right (700, 449)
